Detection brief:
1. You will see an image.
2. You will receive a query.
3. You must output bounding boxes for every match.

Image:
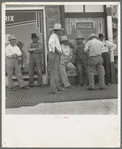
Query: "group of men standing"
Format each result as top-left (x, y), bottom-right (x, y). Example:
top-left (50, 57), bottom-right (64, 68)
top-left (5, 23), bottom-right (116, 94)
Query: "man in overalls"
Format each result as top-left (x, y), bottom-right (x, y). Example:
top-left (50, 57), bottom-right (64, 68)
top-left (6, 35), bottom-right (30, 91)
top-left (28, 33), bottom-right (43, 87)
top-left (75, 35), bottom-right (88, 87)
top-left (48, 23), bottom-right (63, 94)
top-left (85, 33), bottom-right (105, 90)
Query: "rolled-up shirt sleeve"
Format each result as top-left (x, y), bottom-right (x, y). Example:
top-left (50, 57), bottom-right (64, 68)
top-left (84, 42), bottom-right (90, 53)
top-left (16, 46), bottom-right (22, 56)
top-left (106, 41), bottom-right (117, 52)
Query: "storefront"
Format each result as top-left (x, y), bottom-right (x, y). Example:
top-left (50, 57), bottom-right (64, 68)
top-left (5, 4), bottom-right (118, 85)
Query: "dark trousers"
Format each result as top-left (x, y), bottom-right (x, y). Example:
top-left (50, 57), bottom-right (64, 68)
top-left (76, 62), bottom-right (88, 85)
top-left (102, 52), bottom-right (111, 84)
top-left (88, 56), bottom-right (105, 89)
top-left (29, 53), bottom-right (42, 86)
top-left (48, 52), bottom-right (61, 93)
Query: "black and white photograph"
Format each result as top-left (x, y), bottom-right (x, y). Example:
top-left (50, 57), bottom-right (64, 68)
top-left (2, 2), bottom-right (120, 147)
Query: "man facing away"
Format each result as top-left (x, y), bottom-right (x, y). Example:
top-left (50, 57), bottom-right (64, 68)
top-left (84, 33), bottom-right (105, 90)
top-left (28, 33), bottom-right (44, 88)
top-left (59, 35), bottom-right (76, 89)
top-left (99, 33), bottom-right (116, 86)
top-left (75, 35), bottom-right (88, 87)
top-left (6, 35), bottom-right (30, 91)
top-left (48, 23), bottom-right (64, 94)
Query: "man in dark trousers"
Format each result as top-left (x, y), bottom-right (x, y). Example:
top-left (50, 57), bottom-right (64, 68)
top-left (28, 33), bottom-right (44, 87)
top-left (99, 34), bottom-right (116, 86)
top-left (85, 33), bottom-right (105, 90)
top-left (75, 35), bottom-right (88, 87)
top-left (48, 23), bottom-right (63, 94)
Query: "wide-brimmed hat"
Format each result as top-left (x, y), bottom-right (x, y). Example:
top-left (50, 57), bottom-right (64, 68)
top-left (8, 35), bottom-right (16, 41)
top-left (88, 33), bottom-right (98, 40)
top-left (99, 33), bottom-right (105, 38)
top-left (61, 35), bottom-right (68, 42)
top-left (30, 33), bottom-right (39, 39)
top-left (76, 35), bottom-right (84, 40)
top-left (53, 23), bottom-right (64, 30)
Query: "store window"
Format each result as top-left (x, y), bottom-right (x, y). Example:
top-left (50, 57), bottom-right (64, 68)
top-left (65, 5), bottom-right (83, 12)
top-left (85, 5), bottom-right (104, 12)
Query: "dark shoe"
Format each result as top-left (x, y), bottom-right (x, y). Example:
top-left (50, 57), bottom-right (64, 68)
top-left (57, 88), bottom-right (64, 91)
top-left (50, 91), bottom-right (62, 94)
top-left (107, 83), bottom-right (111, 86)
top-left (21, 86), bottom-right (30, 90)
top-left (83, 84), bottom-right (87, 87)
top-left (29, 85), bottom-right (33, 87)
top-left (66, 85), bottom-right (74, 89)
top-left (9, 87), bottom-right (16, 91)
top-left (87, 87), bottom-right (95, 91)
top-left (100, 87), bottom-right (105, 90)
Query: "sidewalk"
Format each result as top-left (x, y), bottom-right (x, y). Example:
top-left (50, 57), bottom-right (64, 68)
top-left (5, 84), bottom-right (118, 115)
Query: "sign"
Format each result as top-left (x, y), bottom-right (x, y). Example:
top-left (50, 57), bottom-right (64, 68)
top-left (76, 22), bottom-right (93, 30)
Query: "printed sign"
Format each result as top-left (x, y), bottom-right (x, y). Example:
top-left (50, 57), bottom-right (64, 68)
top-left (76, 22), bottom-right (93, 30)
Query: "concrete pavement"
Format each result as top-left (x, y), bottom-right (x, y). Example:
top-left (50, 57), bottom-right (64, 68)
top-left (5, 84), bottom-right (118, 115)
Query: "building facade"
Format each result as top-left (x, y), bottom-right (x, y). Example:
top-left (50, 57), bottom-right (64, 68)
top-left (5, 4), bottom-right (118, 84)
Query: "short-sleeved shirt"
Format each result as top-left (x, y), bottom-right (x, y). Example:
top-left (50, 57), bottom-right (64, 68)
top-left (48, 33), bottom-right (62, 53)
top-left (75, 42), bottom-right (88, 63)
top-left (84, 38), bottom-right (103, 57)
top-left (6, 44), bottom-right (22, 57)
top-left (102, 40), bottom-right (116, 53)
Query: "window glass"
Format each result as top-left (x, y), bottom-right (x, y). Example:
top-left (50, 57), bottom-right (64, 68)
top-left (85, 5), bottom-right (104, 12)
top-left (65, 5), bottom-right (83, 12)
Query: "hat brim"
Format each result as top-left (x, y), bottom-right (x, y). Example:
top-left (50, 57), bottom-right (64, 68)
top-left (53, 28), bottom-right (64, 31)
top-left (88, 35), bottom-right (98, 40)
top-left (30, 36), bottom-right (39, 39)
top-left (8, 38), bottom-right (16, 41)
top-left (76, 37), bottom-right (84, 40)
top-left (61, 39), bottom-right (68, 42)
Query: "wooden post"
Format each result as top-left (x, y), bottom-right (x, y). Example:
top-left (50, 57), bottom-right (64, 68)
top-left (60, 5), bottom-right (65, 35)
top-left (106, 5), bottom-right (116, 84)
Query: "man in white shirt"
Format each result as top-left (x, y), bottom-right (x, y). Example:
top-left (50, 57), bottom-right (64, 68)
top-left (48, 23), bottom-right (63, 94)
top-left (99, 34), bottom-right (117, 86)
top-left (6, 35), bottom-right (30, 91)
top-left (59, 35), bottom-right (76, 89)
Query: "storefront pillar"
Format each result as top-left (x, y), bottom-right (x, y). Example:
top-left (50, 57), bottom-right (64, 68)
top-left (106, 5), bottom-right (116, 84)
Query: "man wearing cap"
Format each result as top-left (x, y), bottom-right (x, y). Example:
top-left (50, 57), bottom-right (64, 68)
top-left (59, 35), bottom-right (76, 89)
top-left (28, 33), bottom-right (44, 88)
top-left (6, 35), bottom-right (30, 91)
top-left (48, 23), bottom-right (63, 94)
top-left (75, 35), bottom-right (88, 87)
top-left (99, 34), bottom-right (116, 86)
top-left (84, 33), bottom-right (105, 90)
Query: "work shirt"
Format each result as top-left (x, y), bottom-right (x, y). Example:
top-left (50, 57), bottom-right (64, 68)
top-left (5, 44), bottom-right (22, 57)
top-left (102, 40), bottom-right (116, 53)
top-left (84, 38), bottom-right (103, 57)
top-left (28, 42), bottom-right (42, 53)
top-left (60, 44), bottom-right (72, 65)
top-left (48, 33), bottom-right (62, 53)
top-left (75, 42), bottom-right (88, 63)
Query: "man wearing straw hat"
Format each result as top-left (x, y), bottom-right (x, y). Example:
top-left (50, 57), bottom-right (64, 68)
top-left (75, 35), bottom-right (88, 87)
top-left (59, 35), bottom-right (76, 89)
top-left (84, 33), bottom-right (105, 90)
top-left (48, 23), bottom-right (64, 94)
top-left (28, 33), bottom-right (44, 88)
top-left (6, 35), bottom-right (30, 91)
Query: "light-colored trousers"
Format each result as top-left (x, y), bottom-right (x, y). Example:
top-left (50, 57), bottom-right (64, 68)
top-left (88, 56), bottom-right (105, 89)
top-left (6, 57), bottom-right (25, 88)
top-left (59, 62), bottom-right (76, 88)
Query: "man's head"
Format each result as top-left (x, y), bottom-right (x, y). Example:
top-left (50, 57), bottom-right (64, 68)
top-left (17, 42), bottom-right (24, 50)
top-left (30, 33), bottom-right (39, 43)
top-left (88, 33), bottom-right (98, 41)
top-left (99, 34), bottom-right (105, 41)
top-left (8, 35), bottom-right (16, 46)
top-left (53, 23), bottom-right (64, 36)
top-left (76, 35), bottom-right (84, 44)
top-left (60, 35), bottom-right (68, 45)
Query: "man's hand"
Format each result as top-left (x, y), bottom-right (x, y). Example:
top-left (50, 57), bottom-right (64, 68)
top-left (12, 54), bottom-right (17, 58)
top-left (55, 47), bottom-right (62, 55)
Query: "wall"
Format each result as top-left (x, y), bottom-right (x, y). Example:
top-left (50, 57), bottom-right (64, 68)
top-left (45, 5), bottom-right (61, 39)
